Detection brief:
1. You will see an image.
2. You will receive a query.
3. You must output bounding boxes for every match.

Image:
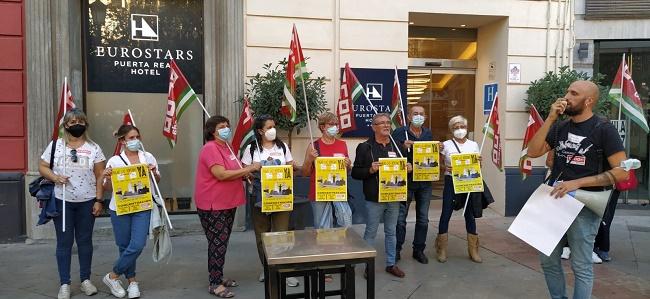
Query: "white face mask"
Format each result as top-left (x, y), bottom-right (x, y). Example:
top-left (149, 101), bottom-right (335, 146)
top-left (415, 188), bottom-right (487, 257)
top-left (411, 115), bottom-right (425, 127)
top-left (264, 127), bottom-right (277, 141)
top-left (453, 128), bottom-right (467, 139)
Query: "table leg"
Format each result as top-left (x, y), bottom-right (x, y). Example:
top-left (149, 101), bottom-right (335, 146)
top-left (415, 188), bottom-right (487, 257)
top-left (264, 265), bottom-right (270, 299)
top-left (318, 269), bottom-right (326, 299)
top-left (344, 264), bottom-right (355, 299)
top-left (269, 266), bottom-right (280, 299)
top-left (366, 260), bottom-right (374, 299)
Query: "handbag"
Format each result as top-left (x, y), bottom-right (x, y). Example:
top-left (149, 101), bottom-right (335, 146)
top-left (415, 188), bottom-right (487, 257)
top-left (615, 168), bottom-right (638, 191)
top-left (29, 139), bottom-right (57, 198)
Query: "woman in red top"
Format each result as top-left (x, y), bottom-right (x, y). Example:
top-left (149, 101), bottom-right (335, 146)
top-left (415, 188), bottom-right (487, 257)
top-left (302, 112), bottom-right (353, 229)
top-left (194, 115), bottom-right (261, 298)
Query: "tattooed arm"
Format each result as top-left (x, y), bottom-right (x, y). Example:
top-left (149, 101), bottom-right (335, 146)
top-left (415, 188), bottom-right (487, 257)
top-left (550, 151), bottom-right (628, 197)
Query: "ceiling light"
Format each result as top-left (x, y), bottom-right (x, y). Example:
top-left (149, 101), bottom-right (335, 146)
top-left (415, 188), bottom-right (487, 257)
top-left (409, 21), bottom-right (414, 25)
top-left (460, 24), bottom-right (466, 27)
top-left (408, 101), bottom-right (419, 105)
top-left (407, 91), bottom-right (424, 96)
top-left (451, 28), bottom-right (456, 31)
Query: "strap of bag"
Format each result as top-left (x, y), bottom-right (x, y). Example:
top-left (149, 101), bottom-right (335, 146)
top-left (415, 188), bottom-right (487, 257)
top-left (118, 153), bottom-right (129, 166)
top-left (451, 139), bottom-right (462, 154)
top-left (48, 139), bottom-right (57, 170)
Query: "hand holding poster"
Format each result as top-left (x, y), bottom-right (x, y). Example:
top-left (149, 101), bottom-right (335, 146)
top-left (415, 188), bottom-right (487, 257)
top-left (261, 165), bottom-right (294, 212)
top-left (451, 153), bottom-right (484, 193)
top-left (111, 163), bottom-right (154, 216)
top-left (315, 157), bottom-right (348, 201)
top-left (378, 158), bottom-right (408, 202)
top-left (413, 141), bottom-right (440, 181)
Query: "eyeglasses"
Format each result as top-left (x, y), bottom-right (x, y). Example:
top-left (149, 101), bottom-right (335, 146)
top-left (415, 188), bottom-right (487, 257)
top-left (372, 121), bottom-right (391, 126)
top-left (70, 149), bottom-right (78, 163)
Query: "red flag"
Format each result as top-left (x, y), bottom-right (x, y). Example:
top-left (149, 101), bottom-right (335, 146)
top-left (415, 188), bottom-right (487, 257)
top-left (232, 97), bottom-right (255, 157)
top-left (52, 78), bottom-right (75, 140)
top-left (519, 105), bottom-right (544, 179)
top-left (163, 59), bottom-right (200, 148)
top-left (113, 113), bottom-right (134, 155)
top-left (337, 63), bottom-right (364, 134)
top-left (486, 93), bottom-right (502, 171)
top-left (282, 24), bottom-right (307, 121)
top-left (390, 67), bottom-right (405, 130)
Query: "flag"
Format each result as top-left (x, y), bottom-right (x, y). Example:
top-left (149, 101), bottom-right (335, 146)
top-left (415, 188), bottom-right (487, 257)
top-left (485, 92), bottom-right (503, 171)
top-left (337, 63), bottom-right (364, 134)
top-left (52, 78), bottom-right (75, 140)
top-left (282, 24), bottom-right (307, 122)
top-left (609, 55), bottom-right (649, 133)
top-left (232, 97), bottom-right (255, 157)
top-left (113, 112), bottom-right (134, 155)
top-left (519, 104), bottom-right (544, 180)
top-left (163, 59), bottom-right (200, 148)
top-left (390, 67), bottom-right (405, 130)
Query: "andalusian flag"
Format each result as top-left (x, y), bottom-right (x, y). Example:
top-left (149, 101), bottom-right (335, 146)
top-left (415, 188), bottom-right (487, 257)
top-left (337, 63), bottom-right (364, 133)
top-left (609, 54), bottom-right (649, 133)
top-left (52, 77), bottom-right (75, 140)
top-left (282, 24), bottom-right (307, 122)
top-left (390, 67), bottom-right (406, 130)
top-left (485, 92), bottom-right (503, 171)
top-left (233, 97), bottom-right (255, 158)
top-left (519, 104), bottom-right (544, 180)
top-left (163, 59), bottom-right (200, 147)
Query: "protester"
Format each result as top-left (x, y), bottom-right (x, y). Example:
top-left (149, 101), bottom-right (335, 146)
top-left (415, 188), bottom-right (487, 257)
top-left (193, 115), bottom-right (261, 298)
top-left (241, 114), bottom-right (300, 287)
top-left (38, 108), bottom-right (105, 299)
top-left (437, 115), bottom-right (483, 263)
top-left (352, 113), bottom-right (411, 278)
top-left (527, 80), bottom-right (628, 299)
top-left (392, 105), bottom-right (435, 264)
top-left (302, 112), bottom-right (353, 229)
top-left (101, 124), bottom-right (160, 298)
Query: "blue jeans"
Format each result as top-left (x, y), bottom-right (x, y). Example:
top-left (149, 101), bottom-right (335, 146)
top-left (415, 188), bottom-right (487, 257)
top-left (109, 209), bottom-right (151, 279)
top-left (364, 201), bottom-right (400, 267)
top-left (311, 201), bottom-right (353, 229)
top-left (438, 175), bottom-right (476, 234)
top-left (53, 199), bottom-right (95, 285)
top-left (540, 208), bottom-right (600, 299)
top-left (396, 183), bottom-right (432, 252)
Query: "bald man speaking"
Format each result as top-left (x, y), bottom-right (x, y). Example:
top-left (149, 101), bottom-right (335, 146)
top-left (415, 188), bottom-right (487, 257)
top-left (527, 80), bottom-right (628, 299)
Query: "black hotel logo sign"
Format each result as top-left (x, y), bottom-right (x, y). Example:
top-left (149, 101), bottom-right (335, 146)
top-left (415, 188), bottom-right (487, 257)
top-left (84, 0), bottom-right (204, 93)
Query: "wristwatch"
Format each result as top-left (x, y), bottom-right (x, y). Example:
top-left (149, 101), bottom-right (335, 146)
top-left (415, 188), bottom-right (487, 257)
top-left (93, 198), bottom-right (104, 204)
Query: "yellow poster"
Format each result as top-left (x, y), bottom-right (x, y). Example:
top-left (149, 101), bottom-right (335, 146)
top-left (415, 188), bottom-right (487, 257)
top-left (111, 163), bottom-right (153, 216)
top-left (315, 157), bottom-right (347, 202)
top-left (450, 153), bottom-right (484, 193)
top-left (412, 141), bottom-right (441, 181)
top-left (378, 158), bottom-right (408, 202)
top-left (261, 165), bottom-right (294, 212)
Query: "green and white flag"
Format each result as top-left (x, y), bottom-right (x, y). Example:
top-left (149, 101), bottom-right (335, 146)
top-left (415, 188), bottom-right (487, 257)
top-left (609, 55), bottom-right (649, 133)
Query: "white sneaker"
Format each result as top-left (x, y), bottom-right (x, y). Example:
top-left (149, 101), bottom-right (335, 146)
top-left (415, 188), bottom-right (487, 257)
top-left (286, 277), bottom-right (300, 287)
top-left (561, 247), bottom-right (570, 260)
top-left (592, 252), bottom-right (603, 264)
top-left (80, 279), bottom-right (98, 295)
top-left (57, 284), bottom-right (71, 299)
top-left (127, 282), bottom-right (140, 299)
top-left (258, 271), bottom-right (265, 282)
top-left (103, 273), bottom-right (126, 298)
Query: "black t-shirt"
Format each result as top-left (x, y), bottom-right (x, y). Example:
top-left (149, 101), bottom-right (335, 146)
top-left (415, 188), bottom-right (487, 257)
top-left (546, 115), bottom-right (624, 183)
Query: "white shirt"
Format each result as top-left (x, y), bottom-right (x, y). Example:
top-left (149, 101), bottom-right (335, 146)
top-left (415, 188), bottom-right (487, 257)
top-left (241, 142), bottom-right (293, 166)
top-left (105, 150), bottom-right (160, 211)
top-left (40, 139), bottom-right (106, 202)
top-left (442, 139), bottom-right (480, 176)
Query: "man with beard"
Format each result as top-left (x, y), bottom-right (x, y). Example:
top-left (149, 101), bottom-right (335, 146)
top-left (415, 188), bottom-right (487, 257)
top-left (527, 80), bottom-right (628, 299)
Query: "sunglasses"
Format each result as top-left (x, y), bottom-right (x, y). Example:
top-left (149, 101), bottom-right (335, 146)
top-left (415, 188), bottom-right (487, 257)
top-left (70, 149), bottom-right (78, 163)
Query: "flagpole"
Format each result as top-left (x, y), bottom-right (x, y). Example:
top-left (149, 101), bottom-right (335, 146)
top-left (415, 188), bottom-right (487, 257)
top-left (127, 109), bottom-right (173, 230)
top-left (62, 77), bottom-right (67, 232)
top-left (395, 66), bottom-right (410, 153)
top-left (617, 53), bottom-right (625, 122)
top-left (462, 91), bottom-right (498, 215)
top-left (293, 26), bottom-right (315, 149)
top-left (195, 98), bottom-right (211, 118)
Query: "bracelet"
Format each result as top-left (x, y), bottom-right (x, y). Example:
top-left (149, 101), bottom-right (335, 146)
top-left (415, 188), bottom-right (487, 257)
top-left (93, 198), bottom-right (104, 203)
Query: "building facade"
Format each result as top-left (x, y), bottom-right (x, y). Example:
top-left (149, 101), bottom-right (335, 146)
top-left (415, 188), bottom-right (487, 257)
top-left (0, 0), bottom-right (647, 240)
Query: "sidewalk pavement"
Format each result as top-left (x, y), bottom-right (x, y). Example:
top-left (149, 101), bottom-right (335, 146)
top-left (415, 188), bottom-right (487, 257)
top-left (1, 201), bottom-right (648, 299)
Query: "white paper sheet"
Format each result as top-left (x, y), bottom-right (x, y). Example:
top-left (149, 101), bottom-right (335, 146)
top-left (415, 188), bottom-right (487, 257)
top-left (507, 184), bottom-right (585, 256)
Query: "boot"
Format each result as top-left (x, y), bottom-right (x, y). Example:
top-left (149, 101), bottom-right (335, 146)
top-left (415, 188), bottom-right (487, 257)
top-left (435, 233), bottom-right (448, 263)
top-left (467, 233), bottom-right (482, 263)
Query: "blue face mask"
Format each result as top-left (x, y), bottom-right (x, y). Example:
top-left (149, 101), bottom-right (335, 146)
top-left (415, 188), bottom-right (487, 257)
top-left (217, 127), bottom-right (231, 140)
top-left (412, 115), bottom-right (425, 127)
top-left (326, 125), bottom-right (339, 137)
top-left (125, 139), bottom-right (142, 152)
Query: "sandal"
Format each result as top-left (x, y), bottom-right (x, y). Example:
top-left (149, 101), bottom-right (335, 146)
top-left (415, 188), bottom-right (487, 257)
top-left (222, 279), bottom-right (239, 287)
top-left (209, 285), bottom-right (235, 298)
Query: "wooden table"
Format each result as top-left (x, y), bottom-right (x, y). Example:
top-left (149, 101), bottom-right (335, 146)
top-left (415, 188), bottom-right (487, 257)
top-left (262, 228), bottom-right (376, 299)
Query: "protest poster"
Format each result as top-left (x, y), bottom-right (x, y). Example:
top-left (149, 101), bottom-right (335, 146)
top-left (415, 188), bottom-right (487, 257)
top-left (315, 157), bottom-right (348, 201)
top-left (451, 153), bottom-right (484, 193)
top-left (261, 165), bottom-right (294, 212)
top-left (378, 158), bottom-right (408, 202)
top-left (413, 141), bottom-right (440, 181)
top-left (111, 163), bottom-right (153, 215)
